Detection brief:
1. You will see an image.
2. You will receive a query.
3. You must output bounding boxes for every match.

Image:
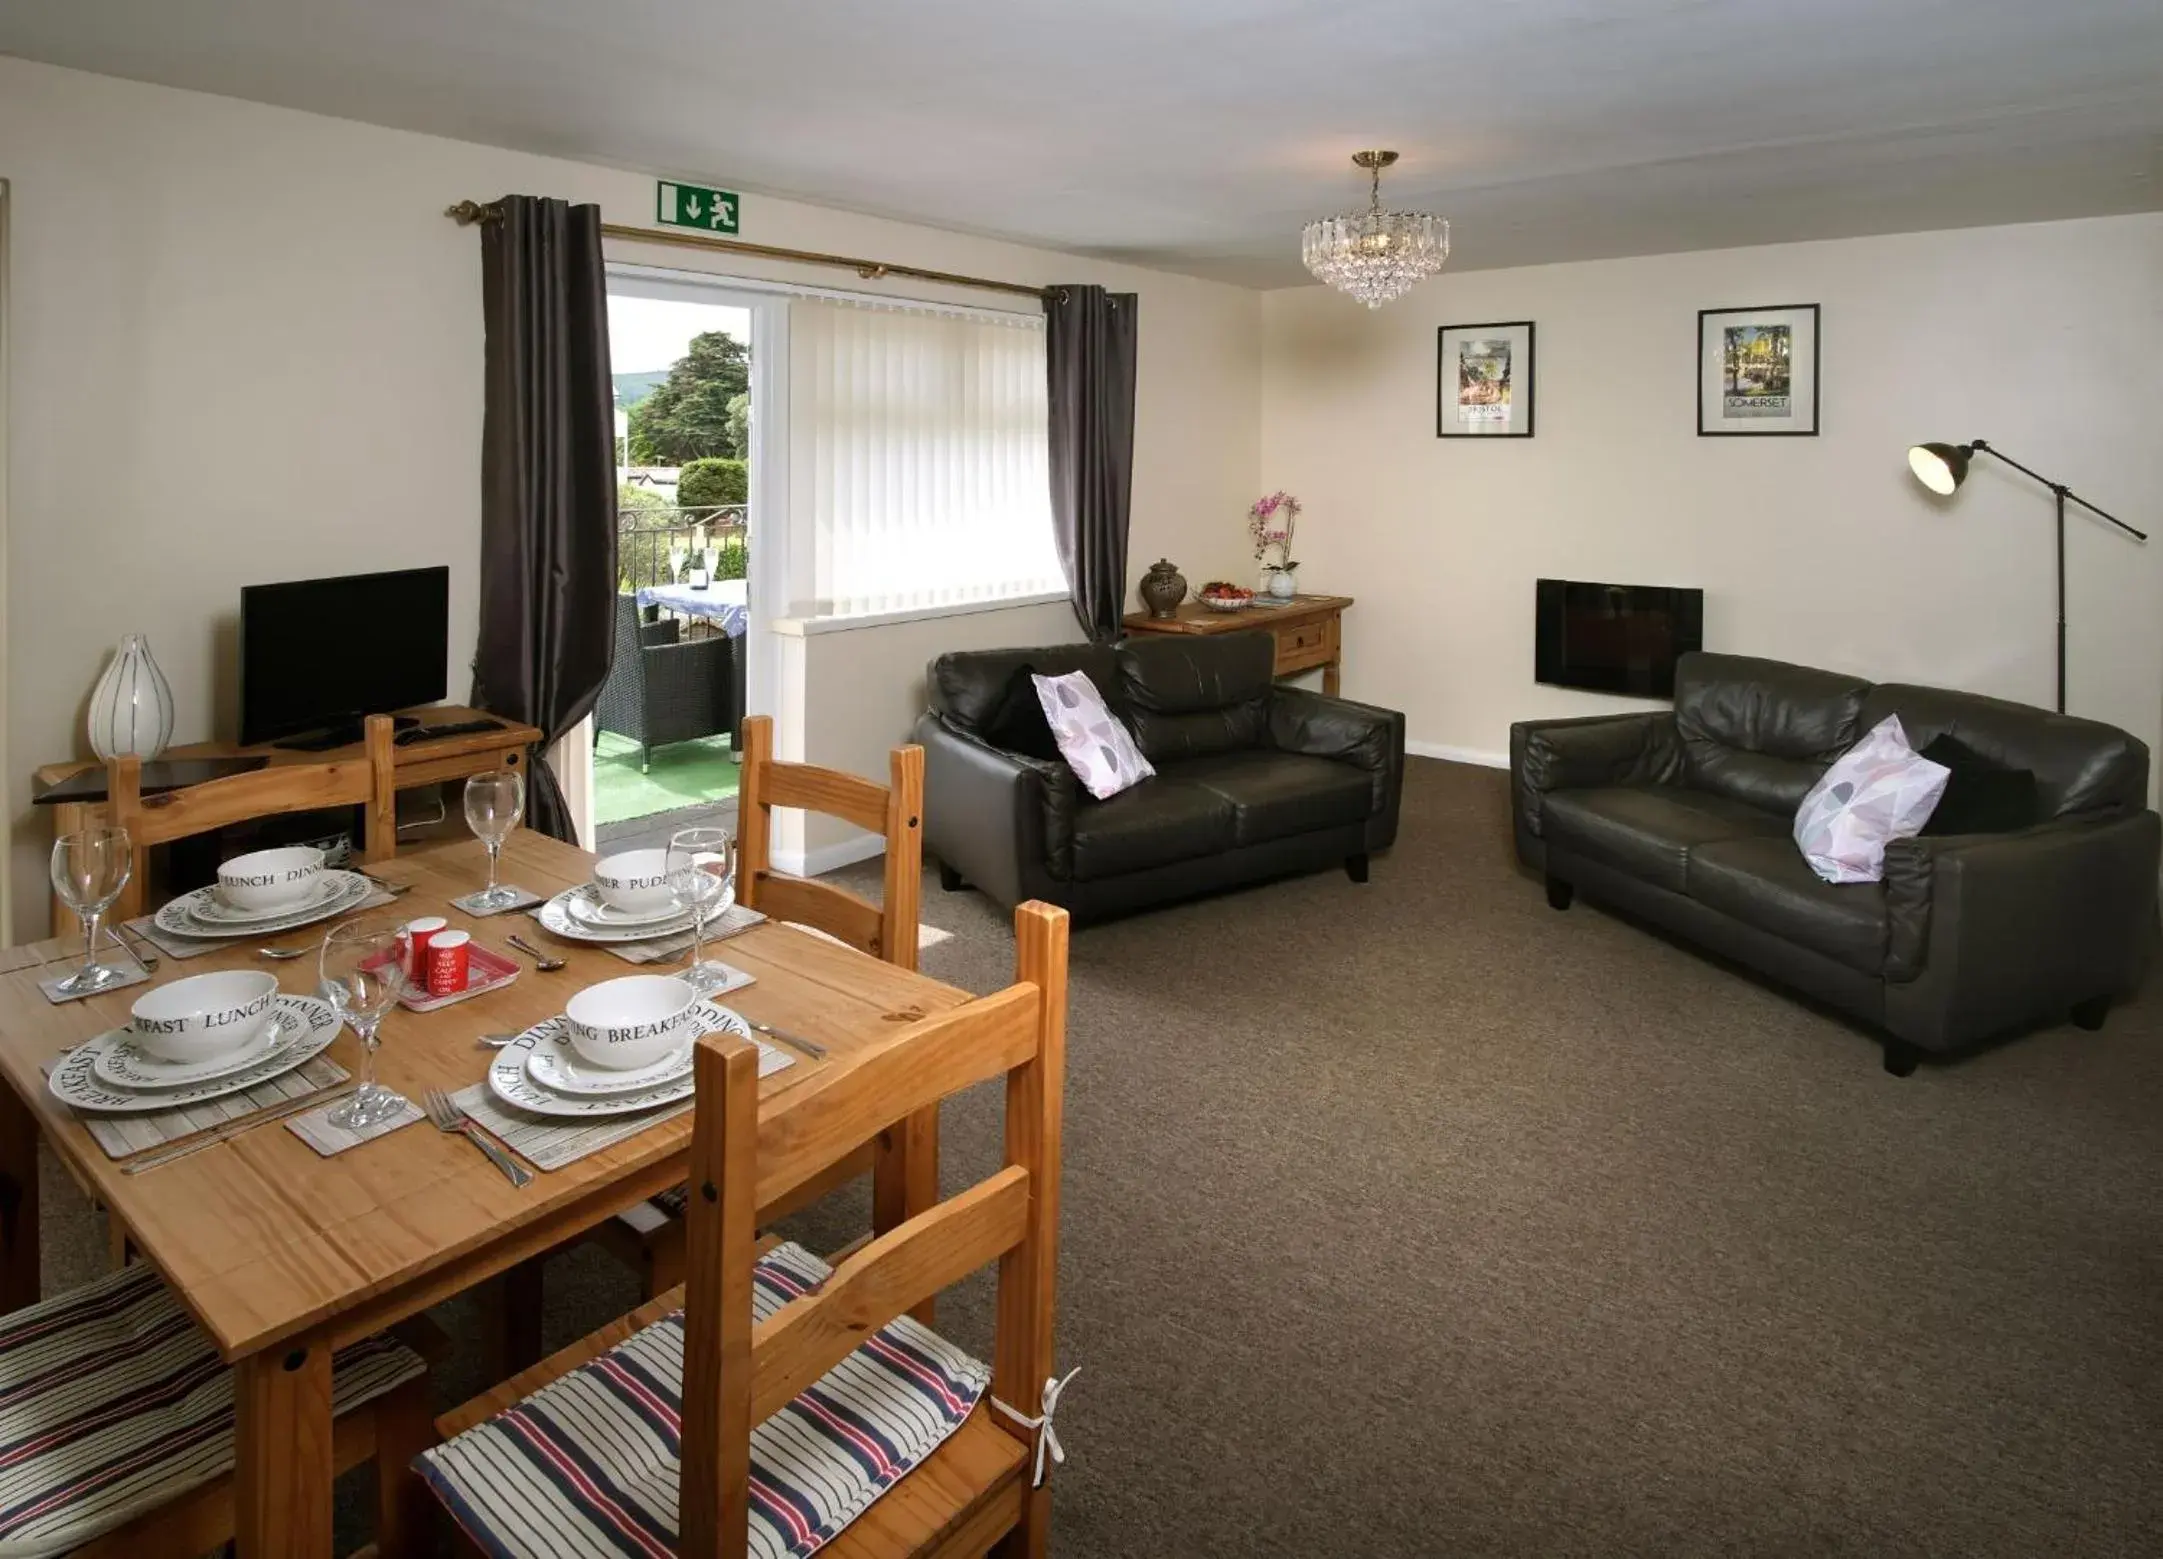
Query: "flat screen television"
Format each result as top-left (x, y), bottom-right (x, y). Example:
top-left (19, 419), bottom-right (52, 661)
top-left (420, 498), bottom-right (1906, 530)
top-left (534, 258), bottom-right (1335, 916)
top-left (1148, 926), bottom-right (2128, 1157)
top-left (1535, 578), bottom-right (1703, 699)
top-left (240, 566), bottom-right (450, 746)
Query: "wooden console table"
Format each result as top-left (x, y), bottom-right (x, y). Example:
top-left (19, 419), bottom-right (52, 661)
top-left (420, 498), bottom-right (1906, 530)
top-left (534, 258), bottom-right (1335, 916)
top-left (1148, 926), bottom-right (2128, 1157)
top-left (31, 704), bottom-right (539, 929)
top-left (1122, 594), bottom-right (1352, 695)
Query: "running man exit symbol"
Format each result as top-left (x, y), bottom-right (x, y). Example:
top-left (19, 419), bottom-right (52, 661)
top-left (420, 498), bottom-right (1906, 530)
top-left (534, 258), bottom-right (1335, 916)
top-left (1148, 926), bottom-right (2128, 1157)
top-left (656, 182), bottom-right (740, 234)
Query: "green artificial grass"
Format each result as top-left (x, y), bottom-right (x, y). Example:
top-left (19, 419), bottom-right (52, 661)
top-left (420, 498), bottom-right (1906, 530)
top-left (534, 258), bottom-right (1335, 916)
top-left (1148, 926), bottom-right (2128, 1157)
top-left (593, 731), bottom-right (740, 825)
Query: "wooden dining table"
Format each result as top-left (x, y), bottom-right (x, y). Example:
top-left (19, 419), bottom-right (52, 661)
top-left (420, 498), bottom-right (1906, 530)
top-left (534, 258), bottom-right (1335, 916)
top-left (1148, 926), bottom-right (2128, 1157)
top-left (0, 828), bottom-right (968, 1555)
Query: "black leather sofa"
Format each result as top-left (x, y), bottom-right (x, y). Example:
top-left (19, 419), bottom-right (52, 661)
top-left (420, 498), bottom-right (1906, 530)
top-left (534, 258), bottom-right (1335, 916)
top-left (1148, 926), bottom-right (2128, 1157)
top-left (916, 633), bottom-right (1404, 920)
top-left (1512, 652), bottom-right (2159, 1072)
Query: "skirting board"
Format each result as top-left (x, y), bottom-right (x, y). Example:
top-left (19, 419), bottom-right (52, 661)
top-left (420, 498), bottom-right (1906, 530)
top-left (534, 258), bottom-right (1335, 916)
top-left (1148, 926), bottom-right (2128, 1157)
top-left (772, 833), bottom-right (887, 878)
top-left (1406, 740), bottom-right (1507, 769)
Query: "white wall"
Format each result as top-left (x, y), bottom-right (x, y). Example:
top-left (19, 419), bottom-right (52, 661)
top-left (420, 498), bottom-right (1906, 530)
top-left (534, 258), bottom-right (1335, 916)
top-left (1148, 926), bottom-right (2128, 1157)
top-left (0, 56), bottom-right (1260, 929)
top-left (1261, 216), bottom-right (2163, 779)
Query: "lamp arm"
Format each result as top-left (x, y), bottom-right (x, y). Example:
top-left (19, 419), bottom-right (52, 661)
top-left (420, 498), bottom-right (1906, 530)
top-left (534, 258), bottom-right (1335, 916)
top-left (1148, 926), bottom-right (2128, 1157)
top-left (1969, 440), bottom-right (2148, 543)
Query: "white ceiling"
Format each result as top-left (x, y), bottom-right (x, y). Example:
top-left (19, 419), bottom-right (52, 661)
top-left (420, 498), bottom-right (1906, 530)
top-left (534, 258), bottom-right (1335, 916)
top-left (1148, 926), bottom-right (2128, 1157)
top-left (3, 0), bottom-right (2158, 287)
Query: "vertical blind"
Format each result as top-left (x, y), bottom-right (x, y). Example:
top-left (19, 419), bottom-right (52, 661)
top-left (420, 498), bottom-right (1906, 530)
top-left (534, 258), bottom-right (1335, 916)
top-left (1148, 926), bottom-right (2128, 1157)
top-left (791, 297), bottom-right (1061, 617)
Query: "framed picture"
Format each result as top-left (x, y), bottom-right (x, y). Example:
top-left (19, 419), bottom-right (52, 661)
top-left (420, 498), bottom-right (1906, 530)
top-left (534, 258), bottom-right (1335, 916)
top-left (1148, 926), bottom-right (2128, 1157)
top-left (1698, 303), bottom-right (1819, 436)
top-left (1437, 321), bottom-right (1535, 438)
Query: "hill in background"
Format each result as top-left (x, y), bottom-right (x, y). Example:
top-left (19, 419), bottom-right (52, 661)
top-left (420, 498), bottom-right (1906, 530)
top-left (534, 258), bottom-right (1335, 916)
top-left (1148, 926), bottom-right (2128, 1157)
top-left (613, 370), bottom-right (667, 410)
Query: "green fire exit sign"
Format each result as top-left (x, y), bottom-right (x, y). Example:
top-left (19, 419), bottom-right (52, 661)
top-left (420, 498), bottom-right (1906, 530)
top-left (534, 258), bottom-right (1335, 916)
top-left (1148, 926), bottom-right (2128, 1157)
top-left (656, 181), bottom-right (740, 234)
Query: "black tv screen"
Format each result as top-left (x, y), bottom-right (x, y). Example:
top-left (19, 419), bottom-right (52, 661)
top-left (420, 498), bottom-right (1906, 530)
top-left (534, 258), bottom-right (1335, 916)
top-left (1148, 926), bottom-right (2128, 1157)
top-left (240, 566), bottom-right (450, 744)
top-left (1535, 579), bottom-right (1703, 699)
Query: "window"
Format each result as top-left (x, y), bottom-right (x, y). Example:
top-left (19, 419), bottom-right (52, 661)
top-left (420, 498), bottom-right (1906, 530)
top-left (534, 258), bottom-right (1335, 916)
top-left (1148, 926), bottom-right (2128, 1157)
top-left (790, 297), bottom-right (1060, 618)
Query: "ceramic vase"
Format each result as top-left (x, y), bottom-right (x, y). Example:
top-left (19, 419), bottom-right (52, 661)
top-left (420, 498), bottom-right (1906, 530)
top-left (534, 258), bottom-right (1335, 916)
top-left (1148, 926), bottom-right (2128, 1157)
top-left (87, 633), bottom-right (175, 761)
top-left (1265, 567), bottom-right (1299, 600)
top-left (1139, 559), bottom-right (1189, 619)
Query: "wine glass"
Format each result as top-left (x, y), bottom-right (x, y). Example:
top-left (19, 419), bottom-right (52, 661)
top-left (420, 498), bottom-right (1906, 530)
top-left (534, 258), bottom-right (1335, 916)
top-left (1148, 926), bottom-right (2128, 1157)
top-left (464, 769), bottom-right (525, 910)
top-left (49, 828), bottom-right (133, 995)
top-left (319, 920), bottom-right (412, 1130)
top-left (666, 826), bottom-right (737, 994)
top-left (666, 539), bottom-right (688, 582)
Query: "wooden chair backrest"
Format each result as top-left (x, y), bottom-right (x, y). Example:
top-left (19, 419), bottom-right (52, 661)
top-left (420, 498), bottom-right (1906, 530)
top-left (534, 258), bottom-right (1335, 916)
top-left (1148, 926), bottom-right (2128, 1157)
top-left (106, 714), bottom-right (397, 920)
top-left (678, 899), bottom-right (1069, 1556)
top-left (735, 713), bottom-right (924, 970)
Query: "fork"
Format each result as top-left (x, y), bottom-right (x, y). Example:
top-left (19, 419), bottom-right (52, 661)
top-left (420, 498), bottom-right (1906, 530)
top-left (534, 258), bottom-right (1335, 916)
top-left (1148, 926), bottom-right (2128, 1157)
top-left (506, 934), bottom-right (566, 972)
top-left (421, 1087), bottom-right (532, 1186)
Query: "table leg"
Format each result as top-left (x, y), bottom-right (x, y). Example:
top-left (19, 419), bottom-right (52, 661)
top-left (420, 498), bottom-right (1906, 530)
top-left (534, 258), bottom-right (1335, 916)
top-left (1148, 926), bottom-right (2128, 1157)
top-left (234, 1338), bottom-right (334, 1556)
top-left (873, 1106), bottom-right (940, 1324)
top-left (0, 1079), bottom-right (38, 1314)
top-left (1323, 656), bottom-right (1342, 697)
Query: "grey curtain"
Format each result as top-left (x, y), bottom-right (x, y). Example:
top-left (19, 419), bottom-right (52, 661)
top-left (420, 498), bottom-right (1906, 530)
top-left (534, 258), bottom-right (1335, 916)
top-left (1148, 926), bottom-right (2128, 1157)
top-left (471, 195), bottom-right (617, 841)
top-left (1046, 285), bottom-right (1139, 642)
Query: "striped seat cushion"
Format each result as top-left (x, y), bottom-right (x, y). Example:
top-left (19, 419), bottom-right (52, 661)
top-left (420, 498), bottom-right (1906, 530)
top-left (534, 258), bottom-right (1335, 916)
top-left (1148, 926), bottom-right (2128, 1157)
top-left (0, 1260), bottom-right (425, 1558)
top-left (417, 1241), bottom-right (991, 1559)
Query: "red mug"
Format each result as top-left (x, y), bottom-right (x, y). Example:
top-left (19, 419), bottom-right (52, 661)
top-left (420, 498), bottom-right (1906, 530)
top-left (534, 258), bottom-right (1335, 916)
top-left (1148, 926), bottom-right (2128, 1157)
top-left (426, 930), bottom-right (472, 997)
top-left (404, 917), bottom-right (448, 984)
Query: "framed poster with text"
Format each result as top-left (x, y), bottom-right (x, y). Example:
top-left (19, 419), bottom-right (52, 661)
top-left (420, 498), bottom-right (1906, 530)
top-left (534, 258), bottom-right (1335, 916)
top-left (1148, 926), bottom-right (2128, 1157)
top-left (1698, 303), bottom-right (1819, 435)
top-left (1437, 320), bottom-right (1535, 438)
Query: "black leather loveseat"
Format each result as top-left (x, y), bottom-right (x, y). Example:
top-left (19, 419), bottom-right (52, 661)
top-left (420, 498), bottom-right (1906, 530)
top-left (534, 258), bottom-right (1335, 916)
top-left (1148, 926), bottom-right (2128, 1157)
top-left (916, 633), bottom-right (1404, 920)
top-left (1512, 652), bottom-right (2159, 1072)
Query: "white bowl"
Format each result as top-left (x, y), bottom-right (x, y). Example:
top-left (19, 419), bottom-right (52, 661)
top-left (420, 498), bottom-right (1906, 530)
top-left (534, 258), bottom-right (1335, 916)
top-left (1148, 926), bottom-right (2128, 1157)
top-left (216, 846), bottom-right (326, 913)
top-left (590, 849), bottom-right (677, 916)
top-left (129, 970), bottom-right (281, 1064)
top-left (563, 975), bottom-right (700, 1072)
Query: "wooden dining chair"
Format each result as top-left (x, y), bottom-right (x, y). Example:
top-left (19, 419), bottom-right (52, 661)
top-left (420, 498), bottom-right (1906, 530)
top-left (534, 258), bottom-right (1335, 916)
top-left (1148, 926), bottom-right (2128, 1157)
top-left (105, 714), bottom-right (398, 921)
top-left (589, 713), bottom-right (932, 1307)
top-left (0, 1267), bottom-right (439, 1557)
top-left (419, 900), bottom-right (1070, 1559)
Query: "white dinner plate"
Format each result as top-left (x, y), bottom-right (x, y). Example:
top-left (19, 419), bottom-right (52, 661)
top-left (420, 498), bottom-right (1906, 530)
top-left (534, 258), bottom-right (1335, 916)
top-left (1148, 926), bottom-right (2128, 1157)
top-left (50, 995), bottom-right (340, 1113)
top-left (562, 885), bottom-right (694, 931)
top-left (487, 1004), bottom-right (790, 1118)
top-left (525, 1035), bottom-right (693, 1097)
top-left (532, 889), bottom-right (692, 945)
top-left (92, 1008), bottom-right (298, 1089)
top-left (154, 871), bottom-right (372, 941)
top-left (181, 874), bottom-right (348, 926)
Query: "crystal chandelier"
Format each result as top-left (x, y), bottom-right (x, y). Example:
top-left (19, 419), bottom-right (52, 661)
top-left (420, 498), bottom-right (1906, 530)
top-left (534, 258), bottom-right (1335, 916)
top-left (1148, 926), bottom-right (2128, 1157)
top-left (1301, 151), bottom-right (1450, 308)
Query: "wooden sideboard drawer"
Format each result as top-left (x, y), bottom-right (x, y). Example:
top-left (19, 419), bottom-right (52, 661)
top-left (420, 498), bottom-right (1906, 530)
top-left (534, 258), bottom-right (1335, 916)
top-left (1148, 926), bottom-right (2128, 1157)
top-left (1272, 618), bottom-right (1334, 673)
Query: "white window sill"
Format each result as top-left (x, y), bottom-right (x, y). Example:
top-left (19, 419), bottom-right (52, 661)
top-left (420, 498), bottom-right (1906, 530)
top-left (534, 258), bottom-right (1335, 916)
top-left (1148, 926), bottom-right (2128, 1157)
top-left (768, 590), bottom-right (1070, 637)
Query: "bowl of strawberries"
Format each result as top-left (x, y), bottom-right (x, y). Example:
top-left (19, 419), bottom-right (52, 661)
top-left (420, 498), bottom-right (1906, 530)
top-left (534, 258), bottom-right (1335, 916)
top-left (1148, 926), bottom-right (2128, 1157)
top-left (1197, 581), bottom-right (1254, 612)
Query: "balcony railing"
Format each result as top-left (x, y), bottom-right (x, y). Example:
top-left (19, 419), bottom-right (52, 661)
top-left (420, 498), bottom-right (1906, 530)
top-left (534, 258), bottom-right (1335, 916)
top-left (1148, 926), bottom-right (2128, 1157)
top-left (617, 504), bottom-right (748, 590)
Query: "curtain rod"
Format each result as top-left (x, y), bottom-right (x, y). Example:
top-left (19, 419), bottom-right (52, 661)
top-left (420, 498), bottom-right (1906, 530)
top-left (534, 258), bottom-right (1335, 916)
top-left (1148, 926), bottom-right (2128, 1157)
top-left (444, 200), bottom-right (1054, 302)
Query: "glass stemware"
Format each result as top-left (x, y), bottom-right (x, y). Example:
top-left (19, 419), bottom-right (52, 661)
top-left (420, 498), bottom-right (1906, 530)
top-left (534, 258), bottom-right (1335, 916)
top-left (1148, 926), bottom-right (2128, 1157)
top-left (666, 826), bottom-right (737, 994)
top-left (320, 920), bottom-right (412, 1130)
top-left (666, 539), bottom-right (689, 582)
top-left (49, 828), bottom-right (133, 996)
top-left (464, 769), bottom-right (526, 909)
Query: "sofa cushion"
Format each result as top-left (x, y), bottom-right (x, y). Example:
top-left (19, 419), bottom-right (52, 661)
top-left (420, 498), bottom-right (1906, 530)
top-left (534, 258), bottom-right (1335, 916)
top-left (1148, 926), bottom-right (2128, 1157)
top-left (1069, 779), bottom-right (1236, 881)
top-left (1687, 836), bottom-right (1889, 975)
top-left (1675, 651), bottom-right (1870, 813)
top-left (1544, 785), bottom-right (1789, 893)
top-left (1862, 683), bottom-right (2147, 821)
top-left (1793, 714), bottom-right (1950, 884)
top-left (1168, 751), bottom-right (1373, 846)
top-left (928, 643), bottom-right (1119, 734)
top-left (1034, 669), bottom-right (1155, 800)
top-left (1918, 733), bottom-right (2039, 836)
top-left (1118, 633), bottom-right (1275, 764)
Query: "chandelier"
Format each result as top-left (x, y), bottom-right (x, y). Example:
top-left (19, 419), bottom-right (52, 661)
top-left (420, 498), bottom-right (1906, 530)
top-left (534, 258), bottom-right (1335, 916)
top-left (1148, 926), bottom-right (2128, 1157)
top-left (1301, 151), bottom-right (1450, 308)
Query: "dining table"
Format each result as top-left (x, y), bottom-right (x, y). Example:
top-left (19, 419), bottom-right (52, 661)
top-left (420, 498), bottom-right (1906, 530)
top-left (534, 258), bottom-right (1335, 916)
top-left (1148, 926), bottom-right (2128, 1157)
top-left (0, 827), bottom-right (966, 1555)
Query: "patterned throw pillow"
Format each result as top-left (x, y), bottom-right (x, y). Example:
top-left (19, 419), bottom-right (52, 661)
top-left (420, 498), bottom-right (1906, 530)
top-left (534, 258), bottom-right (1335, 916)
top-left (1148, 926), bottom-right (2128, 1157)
top-left (1793, 715), bottom-right (1950, 883)
top-left (1032, 671), bottom-right (1155, 800)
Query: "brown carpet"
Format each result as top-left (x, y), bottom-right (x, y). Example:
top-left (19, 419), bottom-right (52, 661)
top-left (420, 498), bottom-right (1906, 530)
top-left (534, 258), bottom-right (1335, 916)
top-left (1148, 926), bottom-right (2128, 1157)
top-left (32, 757), bottom-right (2163, 1554)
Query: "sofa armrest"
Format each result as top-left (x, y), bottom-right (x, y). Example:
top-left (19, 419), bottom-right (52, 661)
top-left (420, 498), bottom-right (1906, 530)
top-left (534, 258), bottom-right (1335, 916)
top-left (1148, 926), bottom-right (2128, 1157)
top-left (1880, 810), bottom-right (2160, 1041)
top-left (1267, 688), bottom-right (1405, 817)
top-left (915, 715), bottom-right (1078, 907)
top-left (1509, 713), bottom-right (1683, 850)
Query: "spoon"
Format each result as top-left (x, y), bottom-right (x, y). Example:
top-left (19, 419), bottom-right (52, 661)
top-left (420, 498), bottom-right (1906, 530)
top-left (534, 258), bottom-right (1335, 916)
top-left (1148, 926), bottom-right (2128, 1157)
top-left (506, 934), bottom-right (566, 972)
top-left (257, 945), bottom-right (311, 961)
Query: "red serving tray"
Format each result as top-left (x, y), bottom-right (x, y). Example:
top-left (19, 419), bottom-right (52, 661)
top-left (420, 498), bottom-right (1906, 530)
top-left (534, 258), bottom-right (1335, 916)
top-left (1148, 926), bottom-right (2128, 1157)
top-left (364, 945), bottom-right (522, 1012)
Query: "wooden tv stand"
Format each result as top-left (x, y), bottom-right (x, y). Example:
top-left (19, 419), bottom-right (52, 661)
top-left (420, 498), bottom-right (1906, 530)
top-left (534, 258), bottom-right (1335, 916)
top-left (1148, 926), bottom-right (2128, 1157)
top-left (32, 704), bottom-right (539, 930)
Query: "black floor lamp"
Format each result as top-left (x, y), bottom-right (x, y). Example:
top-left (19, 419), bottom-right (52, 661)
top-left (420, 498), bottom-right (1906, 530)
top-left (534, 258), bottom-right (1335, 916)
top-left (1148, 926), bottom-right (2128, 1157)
top-left (1907, 440), bottom-right (2147, 714)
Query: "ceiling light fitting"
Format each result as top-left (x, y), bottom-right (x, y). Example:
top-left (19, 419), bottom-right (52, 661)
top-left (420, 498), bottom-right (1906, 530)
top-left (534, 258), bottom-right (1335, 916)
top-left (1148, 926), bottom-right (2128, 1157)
top-left (1301, 150), bottom-right (1450, 309)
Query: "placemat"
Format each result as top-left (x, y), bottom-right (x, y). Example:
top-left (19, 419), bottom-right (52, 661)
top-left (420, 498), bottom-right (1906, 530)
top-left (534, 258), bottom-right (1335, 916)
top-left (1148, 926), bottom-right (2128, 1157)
top-left (38, 948), bottom-right (153, 1005)
top-left (127, 883), bottom-right (403, 961)
top-left (449, 1039), bottom-right (793, 1172)
top-left (286, 1095), bottom-right (424, 1157)
top-left (41, 1050), bottom-right (354, 1160)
